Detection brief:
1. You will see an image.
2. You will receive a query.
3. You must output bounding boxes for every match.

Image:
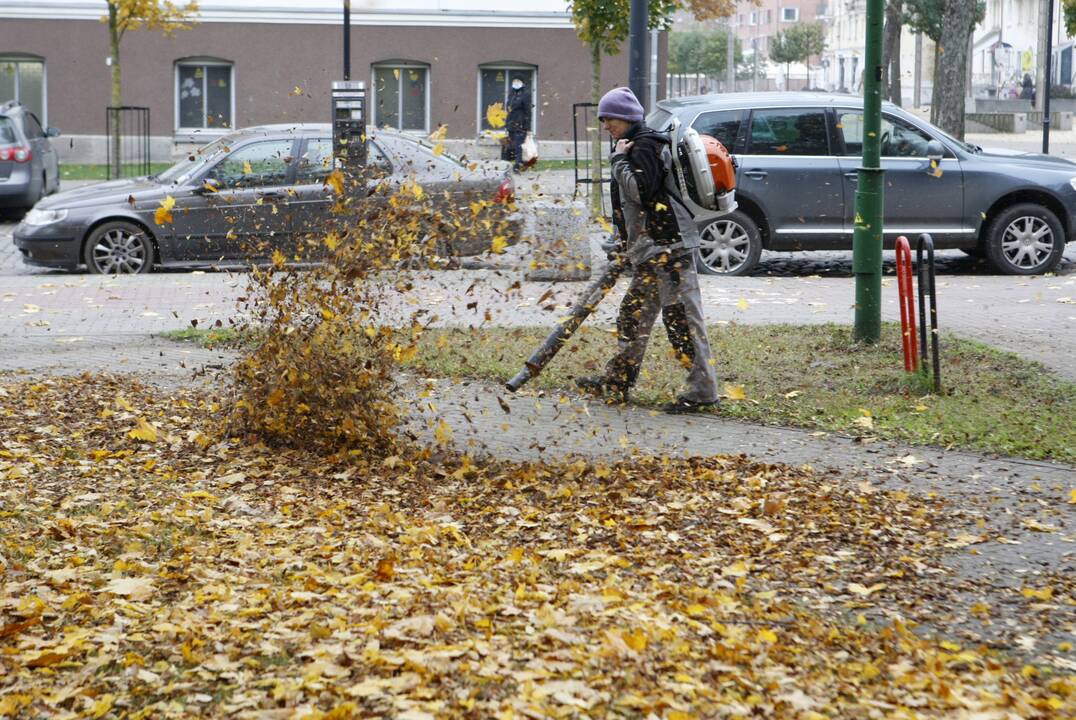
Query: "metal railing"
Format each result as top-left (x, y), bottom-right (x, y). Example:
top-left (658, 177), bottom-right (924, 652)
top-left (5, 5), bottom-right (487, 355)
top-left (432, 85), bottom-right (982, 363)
top-left (571, 102), bottom-right (610, 215)
top-left (106, 106), bottom-right (151, 180)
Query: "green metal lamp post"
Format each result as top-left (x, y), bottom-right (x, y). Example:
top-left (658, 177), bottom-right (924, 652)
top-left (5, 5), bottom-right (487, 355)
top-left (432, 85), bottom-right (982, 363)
top-left (853, 0), bottom-right (885, 343)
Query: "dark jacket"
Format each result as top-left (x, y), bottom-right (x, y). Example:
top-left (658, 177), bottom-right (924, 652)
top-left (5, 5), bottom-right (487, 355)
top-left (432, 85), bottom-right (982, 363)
top-left (609, 122), bottom-right (700, 266)
top-left (506, 87), bottom-right (532, 133)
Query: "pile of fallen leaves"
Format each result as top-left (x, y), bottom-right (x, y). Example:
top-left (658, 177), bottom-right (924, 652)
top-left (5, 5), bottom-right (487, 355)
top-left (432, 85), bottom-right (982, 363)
top-left (226, 164), bottom-right (514, 456)
top-left (1, 377), bottom-right (1072, 718)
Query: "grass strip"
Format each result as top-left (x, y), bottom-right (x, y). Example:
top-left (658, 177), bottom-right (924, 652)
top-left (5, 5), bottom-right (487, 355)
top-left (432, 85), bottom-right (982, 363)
top-left (410, 323), bottom-right (1076, 463)
top-left (60, 163), bottom-right (174, 181)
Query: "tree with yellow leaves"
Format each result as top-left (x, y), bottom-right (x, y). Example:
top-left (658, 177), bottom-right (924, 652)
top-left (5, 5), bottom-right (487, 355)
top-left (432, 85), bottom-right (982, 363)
top-left (102, 1), bottom-right (198, 173)
top-left (569, 0), bottom-right (737, 215)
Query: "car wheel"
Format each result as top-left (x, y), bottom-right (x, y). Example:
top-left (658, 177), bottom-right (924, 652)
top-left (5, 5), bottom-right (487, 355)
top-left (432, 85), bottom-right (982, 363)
top-left (985, 203), bottom-right (1065, 275)
top-left (83, 221), bottom-right (155, 275)
top-left (695, 210), bottom-right (762, 276)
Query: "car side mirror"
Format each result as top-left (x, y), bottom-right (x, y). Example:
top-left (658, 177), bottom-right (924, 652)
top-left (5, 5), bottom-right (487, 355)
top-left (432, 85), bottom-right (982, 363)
top-left (926, 140), bottom-right (944, 163)
top-left (46, 127), bottom-right (61, 138)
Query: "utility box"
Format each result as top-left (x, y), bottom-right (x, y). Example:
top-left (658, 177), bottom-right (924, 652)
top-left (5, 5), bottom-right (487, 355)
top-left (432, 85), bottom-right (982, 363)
top-left (331, 80), bottom-right (367, 171)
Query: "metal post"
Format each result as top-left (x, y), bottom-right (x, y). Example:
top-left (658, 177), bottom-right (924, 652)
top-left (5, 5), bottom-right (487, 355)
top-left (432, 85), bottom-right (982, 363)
top-left (727, 22), bottom-right (735, 92)
top-left (1043, 0), bottom-right (1054, 153)
top-left (913, 33), bottom-right (922, 108)
top-left (853, 0), bottom-right (885, 343)
top-left (752, 38), bottom-right (758, 91)
top-left (629, 0), bottom-right (649, 110)
top-left (649, 28), bottom-right (660, 107)
top-left (343, 0), bottom-right (351, 81)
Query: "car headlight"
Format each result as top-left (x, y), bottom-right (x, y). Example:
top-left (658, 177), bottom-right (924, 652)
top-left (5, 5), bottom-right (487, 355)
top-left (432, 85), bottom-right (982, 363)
top-left (22, 208), bottom-right (69, 226)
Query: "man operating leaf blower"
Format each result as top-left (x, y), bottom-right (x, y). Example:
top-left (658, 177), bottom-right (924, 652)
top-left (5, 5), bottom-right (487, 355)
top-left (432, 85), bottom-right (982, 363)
top-left (575, 86), bottom-right (721, 413)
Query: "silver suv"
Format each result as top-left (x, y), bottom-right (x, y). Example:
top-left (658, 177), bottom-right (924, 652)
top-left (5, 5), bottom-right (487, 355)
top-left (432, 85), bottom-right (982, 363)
top-left (650, 92), bottom-right (1076, 275)
top-left (0, 100), bottom-right (60, 215)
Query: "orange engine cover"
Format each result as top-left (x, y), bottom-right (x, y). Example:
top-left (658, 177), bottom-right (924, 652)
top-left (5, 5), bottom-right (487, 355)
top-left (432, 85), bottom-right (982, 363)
top-left (700, 134), bottom-right (736, 193)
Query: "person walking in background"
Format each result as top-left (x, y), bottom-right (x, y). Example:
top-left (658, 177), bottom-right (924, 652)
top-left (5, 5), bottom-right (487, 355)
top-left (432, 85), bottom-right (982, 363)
top-left (1020, 73), bottom-right (1035, 102)
top-left (575, 87), bottom-right (721, 413)
top-left (501, 78), bottom-right (532, 173)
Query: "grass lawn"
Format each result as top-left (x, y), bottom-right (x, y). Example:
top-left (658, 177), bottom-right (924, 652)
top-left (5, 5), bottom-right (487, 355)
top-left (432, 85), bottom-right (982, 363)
top-left (409, 323), bottom-right (1076, 464)
top-left (167, 322), bottom-right (1075, 463)
top-left (60, 163), bottom-right (173, 181)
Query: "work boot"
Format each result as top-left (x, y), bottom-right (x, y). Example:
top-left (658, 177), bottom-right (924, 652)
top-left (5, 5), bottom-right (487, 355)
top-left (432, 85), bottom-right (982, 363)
top-left (575, 375), bottom-right (630, 403)
top-left (660, 395), bottom-right (719, 414)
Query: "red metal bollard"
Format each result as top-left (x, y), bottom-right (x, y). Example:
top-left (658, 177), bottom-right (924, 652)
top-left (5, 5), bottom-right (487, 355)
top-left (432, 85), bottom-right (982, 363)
top-left (895, 236), bottom-right (919, 372)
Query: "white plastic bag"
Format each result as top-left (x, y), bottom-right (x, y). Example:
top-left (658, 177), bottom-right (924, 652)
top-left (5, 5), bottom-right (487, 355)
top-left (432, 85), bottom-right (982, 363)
top-left (521, 133), bottom-right (538, 164)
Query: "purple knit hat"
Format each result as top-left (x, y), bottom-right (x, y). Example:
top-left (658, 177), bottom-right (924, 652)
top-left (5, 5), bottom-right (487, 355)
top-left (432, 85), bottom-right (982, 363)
top-left (597, 87), bottom-right (644, 122)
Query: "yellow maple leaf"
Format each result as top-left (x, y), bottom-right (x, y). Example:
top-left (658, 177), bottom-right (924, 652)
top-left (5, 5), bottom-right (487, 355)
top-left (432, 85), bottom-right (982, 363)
top-left (429, 125), bottom-right (448, 156)
top-left (722, 560), bottom-right (748, 577)
top-left (723, 383), bottom-right (746, 401)
top-left (325, 169), bottom-right (345, 195)
top-left (434, 419), bottom-right (452, 446)
top-left (757, 628), bottom-right (778, 644)
top-left (486, 102), bottom-right (507, 129)
top-left (154, 195), bottom-right (175, 225)
top-left (596, 215), bottom-right (614, 234)
top-left (1022, 587), bottom-right (1053, 601)
top-left (324, 232), bottom-right (341, 251)
top-left (490, 235), bottom-right (508, 254)
top-left (89, 694), bottom-right (114, 719)
top-left (736, 297), bottom-right (749, 311)
top-left (1069, 488), bottom-right (1075, 504)
top-left (128, 417), bottom-right (158, 442)
top-left (622, 628), bottom-right (648, 651)
top-left (271, 249), bottom-right (286, 268)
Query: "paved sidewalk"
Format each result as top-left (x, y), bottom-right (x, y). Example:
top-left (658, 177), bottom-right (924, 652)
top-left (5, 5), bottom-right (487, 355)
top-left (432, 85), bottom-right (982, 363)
top-left (3, 266), bottom-right (1074, 380)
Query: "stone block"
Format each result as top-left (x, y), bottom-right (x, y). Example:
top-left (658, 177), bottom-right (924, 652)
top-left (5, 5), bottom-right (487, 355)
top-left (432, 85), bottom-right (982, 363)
top-left (523, 200), bottom-right (592, 281)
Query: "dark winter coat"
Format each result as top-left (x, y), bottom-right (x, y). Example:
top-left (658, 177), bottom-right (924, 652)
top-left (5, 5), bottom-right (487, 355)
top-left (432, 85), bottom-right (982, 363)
top-left (609, 121), bottom-right (700, 267)
top-left (506, 87), bottom-right (532, 133)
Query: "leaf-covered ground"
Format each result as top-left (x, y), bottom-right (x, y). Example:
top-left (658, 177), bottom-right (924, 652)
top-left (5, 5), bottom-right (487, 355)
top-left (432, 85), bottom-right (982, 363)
top-left (1, 376), bottom-right (1072, 718)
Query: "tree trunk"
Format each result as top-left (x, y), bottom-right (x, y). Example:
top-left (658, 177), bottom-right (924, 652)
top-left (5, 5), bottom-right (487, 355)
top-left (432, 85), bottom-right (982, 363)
top-left (1035, 0), bottom-right (1048, 111)
top-left (108, 3), bottom-right (122, 179)
top-left (882, 0), bottom-right (903, 105)
top-left (930, 44), bottom-right (941, 125)
top-left (934, 0), bottom-right (977, 140)
top-left (589, 41), bottom-right (604, 218)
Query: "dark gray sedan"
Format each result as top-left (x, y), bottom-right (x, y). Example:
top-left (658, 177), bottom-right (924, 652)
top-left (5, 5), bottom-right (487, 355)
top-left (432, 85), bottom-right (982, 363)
top-left (14, 123), bottom-right (514, 273)
top-left (650, 92), bottom-right (1076, 275)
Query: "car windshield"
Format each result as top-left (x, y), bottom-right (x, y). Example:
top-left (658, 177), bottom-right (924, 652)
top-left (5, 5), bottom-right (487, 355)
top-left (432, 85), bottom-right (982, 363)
top-left (154, 136), bottom-right (233, 184)
top-left (646, 107), bottom-right (674, 131)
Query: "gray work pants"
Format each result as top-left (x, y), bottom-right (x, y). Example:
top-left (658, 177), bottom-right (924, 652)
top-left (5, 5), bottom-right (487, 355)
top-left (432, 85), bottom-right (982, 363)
top-left (604, 252), bottom-right (719, 403)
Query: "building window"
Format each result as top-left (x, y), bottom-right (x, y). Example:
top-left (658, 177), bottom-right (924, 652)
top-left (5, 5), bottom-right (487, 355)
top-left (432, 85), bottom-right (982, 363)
top-left (749, 11), bottom-right (758, 24)
top-left (478, 65), bottom-right (536, 135)
top-left (0, 56), bottom-right (45, 123)
top-left (175, 59), bottom-right (233, 131)
top-left (782, 7), bottom-right (800, 22)
top-left (373, 63), bottom-right (429, 132)
top-left (766, 9), bottom-right (773, 24)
